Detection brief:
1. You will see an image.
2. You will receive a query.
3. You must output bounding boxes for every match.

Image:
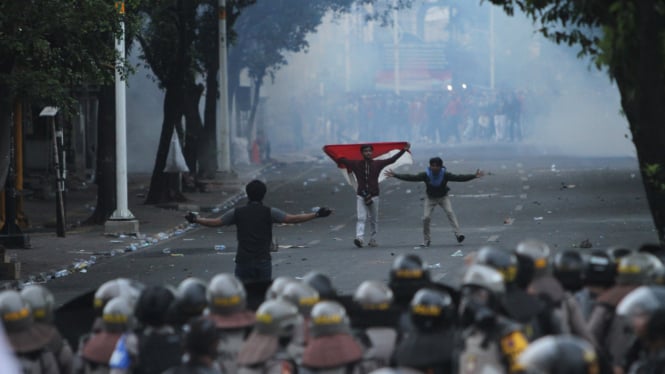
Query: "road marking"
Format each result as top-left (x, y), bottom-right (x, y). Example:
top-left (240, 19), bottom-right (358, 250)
top-left (487, 235), bottom-right (500, 242)
top-left (520, 193), bottom-right (528, 199)
top-left (522, 185), bottom-right (530, 190)
top-left (515, 204), bottom-right (523, 211)
top-left (329, 224), bottom-right (345, 232)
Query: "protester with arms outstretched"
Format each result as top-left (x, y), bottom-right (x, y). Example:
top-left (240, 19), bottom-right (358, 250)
top-left (385, 156), bottom-right (483, 246)
top-left (185, 180), bottom-right (332, 282)
top-left (337, 142), bottom-right (410, 248)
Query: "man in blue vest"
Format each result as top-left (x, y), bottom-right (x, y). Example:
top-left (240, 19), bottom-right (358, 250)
top-left (385, 157), bottom-right (483, 247)
top-left (185, 180), bottom-right (332, 283)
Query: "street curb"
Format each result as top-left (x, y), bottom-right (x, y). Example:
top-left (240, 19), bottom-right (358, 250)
top-left (0, 164), bottom-right (271, 290)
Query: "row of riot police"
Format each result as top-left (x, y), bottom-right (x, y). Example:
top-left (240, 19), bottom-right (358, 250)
top-left (0, 238), bottom-right (664, 373)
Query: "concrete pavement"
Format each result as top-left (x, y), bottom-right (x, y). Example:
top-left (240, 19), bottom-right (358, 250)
top-left (0, 162), bottom-right (270, 289)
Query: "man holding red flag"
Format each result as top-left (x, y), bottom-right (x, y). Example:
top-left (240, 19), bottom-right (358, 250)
top-left (323, 142), bottom-right (410, 248)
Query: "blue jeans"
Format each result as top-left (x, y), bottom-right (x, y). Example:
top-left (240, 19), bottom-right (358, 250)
top-left (235, 260), bottom-right (272, 283)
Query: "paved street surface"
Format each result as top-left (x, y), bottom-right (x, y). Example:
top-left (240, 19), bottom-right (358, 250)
top-left (17, 143), bottom-right (655, 308)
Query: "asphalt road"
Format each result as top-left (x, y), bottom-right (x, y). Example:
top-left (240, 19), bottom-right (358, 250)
top-left (46, 144), bottom-right (657, 306)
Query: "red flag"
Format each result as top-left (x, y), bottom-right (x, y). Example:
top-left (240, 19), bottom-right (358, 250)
top-left (322, 142), bottom-right (412, 188)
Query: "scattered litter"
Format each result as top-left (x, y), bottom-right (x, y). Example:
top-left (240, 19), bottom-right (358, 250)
top-left (630, 173), bottom-right (636, 179)
top-left (451, 250), bottom-right (464, 257)
top-left (551, 164), bottom-right (557, 172)
top-left (170, 253), bottom-right (184, 257)
top-left (211, 207), bottom-right (220, 213)
top-left (311, 206), bottom-right (320, 212)
top-left (504, 217), bottom-right (514, 225)
top-left (405, 189), bottom-right (412, 194)
top-left (579, 239), bottom-right (593, 249)
top-left (174, 230), bottom-right (184, 236)
top-left (303, 181), bottom-right (308, 186)
top-left (118, 234), bottom-right (127, 239)
top-left (54, 269), bottom-right (69, 278)
top-left (561, 183), bottom-right (576, 190)
top-left (487, 235), bottom-right (499, 242)
top-left (183, 238), bottom-right (194, 241)
top-left (162, 248), bottom-right (171, 254)
top-left (127, 244), bottom-right (138, 252)
top-left (426, 263), bottom-right (441, 269)
top-left (109, 240), bottom-right (124, 243)
top-left (533, 217), bottom-right (544, 221)
top-left (333, 237), bottom-right (343, 241)
top-left (214, 245), bottom-right (226, 251)
top-left (278, 244), bottom-right (307, 249)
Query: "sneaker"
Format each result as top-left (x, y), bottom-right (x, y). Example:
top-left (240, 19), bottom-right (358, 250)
top-left (456, 234), bottom-right (465, 244)
top-left (419, 240), bottom-right (431, 248)
top-left (368, 239), bottom-right (378, 247)
top-left (353, 238), bottom-right (364, 248)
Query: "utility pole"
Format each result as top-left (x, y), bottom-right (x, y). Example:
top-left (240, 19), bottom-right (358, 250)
top-left (105, 1), bottom-right (139, 235)
top-left (217, 0), bottom-right (232, 173)
top-left (393, 0), bottom-right (400, 95)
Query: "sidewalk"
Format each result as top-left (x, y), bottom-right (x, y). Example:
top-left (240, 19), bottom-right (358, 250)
top-left (0, 163), bottom-right (270, 289)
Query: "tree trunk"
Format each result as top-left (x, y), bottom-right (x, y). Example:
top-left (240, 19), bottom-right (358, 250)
top-left (183, 81), bottom-right (203, 185)
top-left (144, 86), bottom-right (188, 204)
top-left (85, 85), bottom-right (116, 224)
top-left (619, 2), bottom-right (665, 245)
top-left (245, 75), bottom-right (263, 142)
top-left (200, 64), bottom-right (218, 179)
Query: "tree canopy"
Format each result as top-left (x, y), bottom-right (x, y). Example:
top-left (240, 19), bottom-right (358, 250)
top-left (487, 0), bottom-right (665, 244)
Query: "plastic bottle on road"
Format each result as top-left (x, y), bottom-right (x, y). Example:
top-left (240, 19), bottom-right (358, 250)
top-left (214, 245), bottom-right (226, 252)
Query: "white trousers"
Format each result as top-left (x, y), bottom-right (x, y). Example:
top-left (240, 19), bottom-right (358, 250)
top-left (423, 195), bottom-right (461, 242)
top-left (356, 195), bottom-right (379, 241)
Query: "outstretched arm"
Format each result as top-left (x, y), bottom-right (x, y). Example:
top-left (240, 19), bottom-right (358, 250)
top-left (283, 207), bottom-right (333, 224)
top-left (185, 212), bottom-right (226, 227)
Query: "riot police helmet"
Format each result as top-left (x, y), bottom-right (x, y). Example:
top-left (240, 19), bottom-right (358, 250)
top-left (254, 299), bottom-right (302, 337)
top-left (93, 278), bottom-right (144, 314)
top-left (553, 250), bottom-right (585, 292)
top-left (519, 335), bottom-right (599, 374)
top-left (389, 254), bottom-right (430, 283)
top-left (353, 280), bottom-right (394, 310)
top-left (134, 284), bottom-right (176, 327)
top-left (20, 285), bottom-right (55, 323)
top-left (0, 290), bottom-right (54, 353)
top-left (102, 296), bottom-right (135, 333)
top-left (207, 273), bottom-right (247, 315)
top-left (280, 281), bottom-right (319, 316)
top-left (309, 300), bottom-right (350, 337)
top-left (617, 285), bottom-right (665, 339)
top-left (515, 239), bottom-right (551, 276)
top-left (409, 288), bottom-right (455, 331)
top-left (584, 250), bottom-right (616, 288)
top-left (176, 277), bottom-right (208, 317)
top-left (265, 276), bottom-right (295, 300)
top-left (302, 270), bottom-right (337, 300)
top-left (474, 246), bottom-right (518, 284)
top-left (616, 252), bottom-right (662, 285)
top-left (462, 263), bottom-right (506, 295)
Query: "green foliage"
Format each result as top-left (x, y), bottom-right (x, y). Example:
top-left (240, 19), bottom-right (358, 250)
top-left (645, 164), bottom-right (665, 193)
top-left (0, 0), bottom-right (134, 116)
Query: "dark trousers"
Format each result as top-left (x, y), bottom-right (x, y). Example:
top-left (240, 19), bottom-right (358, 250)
top-left (235, 260), bottom-right (272, 283)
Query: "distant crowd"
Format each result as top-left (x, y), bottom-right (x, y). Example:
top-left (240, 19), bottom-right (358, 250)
top-left (1, 238), bottom-right (665, 373)
top-left (294, 89), bottom-right (526, 146)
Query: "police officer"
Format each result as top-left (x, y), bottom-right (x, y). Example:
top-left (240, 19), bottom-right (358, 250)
top-left (0, 290), bottom-right (59, 374)
top-left (575, 250), bottom-right (617, 320)
top-left (75, 296), bottom-right (139, 374)
top-left (205, 273), bottom-right (256, 374)
top-left (458, 264), bottom-right (529, 374)
top-left (170, 277), bottom-right (208, 328)
top-left (388, 254), bottom-right (433, 310)
top-left (299, 301), bottom-right (365, 373)
top-left (393, 288), bottom-right (458, 373)
top-left (515, 239), bottom-right (594, 344)
top-left (473, 245), bottom-right (557, 341)
top-left (588, 252), bottom-right (663, 372)
top-left (237, 299), bottom-right (303, 373)
top-left (163, 317), bottom-right (222, 374)
top-left (265, 276), bottom-right (296, 301)
top-left (132, 285), bottom-right (182, 374)
top-left (617, 285), bottom-right (665, 373)
top-left (21, 284), bottom-right (75, 374)
top-left (518, 335), bottom-right (600, 374)
top-left (91, 278), bottom-right (144, 332)
top-left (351, 280), bottom-right (401, 371)
top-left (280, 281), bottom-right (320, 363)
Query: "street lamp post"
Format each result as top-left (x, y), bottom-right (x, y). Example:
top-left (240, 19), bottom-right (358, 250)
top-left (217, 0), bottom-right (232, 173)
top-left (105, 1), bottom-right (139, 235)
